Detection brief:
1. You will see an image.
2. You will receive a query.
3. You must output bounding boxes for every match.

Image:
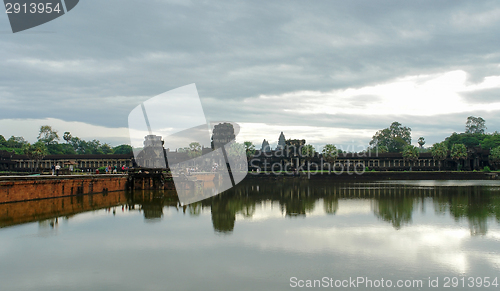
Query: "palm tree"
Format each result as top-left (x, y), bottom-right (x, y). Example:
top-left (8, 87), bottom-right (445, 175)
top-left (418, 137), bottom-right (425, 148)
top-left (63, 132), bottom-right (72, 143)
top-left (430, 142), bottom-right (448, 171)
top-left (22, 142), bottom-right (48, 173)
top-left (188, 142), bottom-right (202, 158)
top-left (402, 145), bottom-right (419, 171)
top-left (321, 144), bottom-right (338, 173)
top-left (243, 141), bottom-right (255, 159)
top-left (450, 144), bottom-right (467, 171)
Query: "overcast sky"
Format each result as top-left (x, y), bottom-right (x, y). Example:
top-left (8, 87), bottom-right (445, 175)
top-left (2, 0), bottom-right (500, 150)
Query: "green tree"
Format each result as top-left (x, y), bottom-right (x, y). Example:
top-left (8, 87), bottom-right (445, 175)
top-left (377, 145), bottom-right (388, 153)
top-left (100, 143), bottom-right (114, 154)
top-left (301, 144), bottom-right (315, 157)
top-left (321, 144), bottom-right (338, 173)
top-left (445, 132), bottom-right (483, 149)
top-left (450, 144), bottom-right (467, 171)
top-left (0, 135), bottom-right (6, 147)
top-left (402, 145), bottom-right (419, 171)
top-left (365, 145), bottom-right (388, 154)
top-left (418, 137), bottom-right (425, 148)
top-left (113, 144), bottom-right (133, 155)
top-left (6, 136), bottom-right (28, 149)
top-left (489, 146), bottom-right (500, 169)
top-left (444, 132), bottom-right (462, 149)
top-left (481, 132), bottom-right (500, 149)
top-left (431, 142), bottom-right (448, 171)
top-left (301, 144), bottom-right (316, 168)
top-left (179, 142), bottom-right (202, 159)
top-left (69, 136), bottom-right (82, 152)
top-left (73, 139), bottom-right (103, 154)
top-left (37, 125), bottom-right (59, 145)
top-left (243, 141), bottom-right (256, 159)
top-left (47, 143), bottom-right (76, 155)
top-left (22, 142), bottom-right (48, 172)
top-left (369, 122), bottom-right (411, 153)
top-left (224, 142), bottom-right (247, 171)
top-left (465, 116), bottom-right (486, 134)
top-left (63, 132), bottom-right (72, 143)
top-left (188, 142), bottom-right (202, 158)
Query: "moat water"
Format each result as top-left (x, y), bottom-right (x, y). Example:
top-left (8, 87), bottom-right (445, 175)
top-left (1, 179), bottom-right (500, 290)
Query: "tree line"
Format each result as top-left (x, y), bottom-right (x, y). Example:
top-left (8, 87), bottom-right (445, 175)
top-left (240, 116), bottom-right (500, 171)
top-left (367, 116), bottom-right (499, 170)
top-left (4, 117), bottom-right (500, 171)
top-left (0, 125), bottom-right (133, 156)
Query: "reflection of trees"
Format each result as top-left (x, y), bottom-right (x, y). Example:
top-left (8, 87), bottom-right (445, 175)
top-left (210, 199), bottom-right (236, 233)
top-left (433, 186), bottom-right (500, 235)
top-left (370, 184), bottom-right (500, 233)
top-left (205, 181), bottom-right (318, 232)
top-left (241, 204), bottom-right (255, 218)
top-left (125, 181), bottom-right (500, 236)
top-left (188, 202), bottom-right (202, 217)
top-left (323, 196), bottom-right (339, 215)
top-left (373, 197), bottom-right (414, 230)
top-left (280, 198), bottom-right (315, 217)
top-left (469, 217), bottom-right (487, 236)
top-left (126, 190), bottom-right (178, 221)
top-left (208, 195), bottom-right (256, 233)
top-left (277, 183), bottom-right (316, 217)
top-left (143, 203), bottom-right (163, 220)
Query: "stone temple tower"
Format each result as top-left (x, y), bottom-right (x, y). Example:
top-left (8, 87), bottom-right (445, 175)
top-left (277, 132), bottom-right (286, 150)
top-left (211, 123), bottom-right (235, 150)
top-left (261, 139), bottom-right (270, 152)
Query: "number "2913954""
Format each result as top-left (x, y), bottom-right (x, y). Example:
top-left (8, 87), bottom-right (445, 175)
top-left (5, 2), bottom-right (62, 14)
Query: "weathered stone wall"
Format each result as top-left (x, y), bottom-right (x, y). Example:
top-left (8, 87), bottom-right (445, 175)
top-left (0, 175), bottom-right (128, 204)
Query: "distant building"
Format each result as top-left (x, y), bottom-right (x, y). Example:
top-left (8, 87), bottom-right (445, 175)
top-left (211, 123), bottom-right (235, 150)
top-left (276, 132), bottom-right (286, 150)
top-left (136, 135), bottom-right (166, 168)
top-left (143, 135), bottom-right (164, 148)
top-left (285, 139), bottom-right (306, 157)
top-left (261, 139), bottom-right (270, 152)
top-left (0, 150), bottom-right (15, 171)
top-left (1, 131), bottom-right (495, 173)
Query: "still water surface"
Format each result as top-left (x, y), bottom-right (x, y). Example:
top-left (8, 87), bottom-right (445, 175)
top-left (1, 180), bottom-right (500, 290)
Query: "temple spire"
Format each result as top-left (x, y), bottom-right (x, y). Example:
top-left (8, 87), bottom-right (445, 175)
top-left (261, 139), bottom-right (270, 152)
top-left (277, 132), bottom-right (286, 150)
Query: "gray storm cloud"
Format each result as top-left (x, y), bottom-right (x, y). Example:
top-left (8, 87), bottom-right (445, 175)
top-left (2, 0), bottom-right (500, 146)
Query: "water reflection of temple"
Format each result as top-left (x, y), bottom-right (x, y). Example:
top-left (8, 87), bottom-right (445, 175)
top-left (121, 181), bottom-right (500, 235)
top-left (126, 190), bottom-right (178, 220)
top-left (1, 181), bottom-right (499, 236)
top-left (196, 181), bottom-right (500, 235)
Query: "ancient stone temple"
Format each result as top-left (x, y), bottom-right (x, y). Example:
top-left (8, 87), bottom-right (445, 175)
top-left (286, 139), bottom-right (306, 157)
top-left (276, 132), bottom-right (286, 150)
top-left (135, 134), bottom-right (167, 168)
top-left (211, 123), bottom-right (235, 150)
top-left (261, 139), bottom-right (270, 152)
top-left (0, 150), bottom-right (15, 171)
